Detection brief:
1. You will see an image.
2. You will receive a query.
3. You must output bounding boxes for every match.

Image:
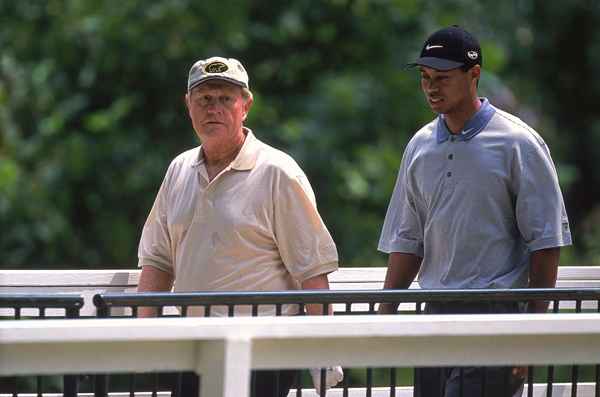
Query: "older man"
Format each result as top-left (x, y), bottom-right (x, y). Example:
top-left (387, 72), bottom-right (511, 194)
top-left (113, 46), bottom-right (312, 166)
top-left (137, 57), bottom-right (342, 396)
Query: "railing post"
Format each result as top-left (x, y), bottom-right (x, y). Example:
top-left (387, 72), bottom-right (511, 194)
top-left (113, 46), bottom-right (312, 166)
top-left (94, 375), bottom-right (108, 397)
top-left (63, 305), bottom-right (81, 397)
top-left (197, 339), bottom-right (252, 397)
top-left (94, 295), bottom-right (109, 397)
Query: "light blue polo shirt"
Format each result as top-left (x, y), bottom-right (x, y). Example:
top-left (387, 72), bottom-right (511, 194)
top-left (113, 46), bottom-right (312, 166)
top-left (378, 99), bottom-right (572, 289)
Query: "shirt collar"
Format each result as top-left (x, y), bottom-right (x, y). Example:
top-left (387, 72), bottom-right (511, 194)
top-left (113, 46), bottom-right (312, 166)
top-left (436, 98), bottom-right (496, 144)
top-left (192, 127), bottom-right (259, 170)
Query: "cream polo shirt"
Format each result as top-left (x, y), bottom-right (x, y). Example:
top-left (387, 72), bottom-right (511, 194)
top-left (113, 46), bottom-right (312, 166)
top-left (138, 129), bottom-right (338, 315)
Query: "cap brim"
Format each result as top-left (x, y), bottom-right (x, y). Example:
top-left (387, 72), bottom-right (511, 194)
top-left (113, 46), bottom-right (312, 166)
top-left (406, 57), bottom-right (464, 71)
top-left (188, 76), bottom-right (248, 92)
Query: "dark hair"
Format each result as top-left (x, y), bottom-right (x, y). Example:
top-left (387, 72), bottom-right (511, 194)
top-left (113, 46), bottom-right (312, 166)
top-left (461, 64), bottom-right (480, 72)
top-left (459, 64), bottom-right (481, 88)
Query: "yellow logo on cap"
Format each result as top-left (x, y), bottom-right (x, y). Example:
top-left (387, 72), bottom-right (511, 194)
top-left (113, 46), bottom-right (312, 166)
top-left (205, 61), bottom-right (228, 73)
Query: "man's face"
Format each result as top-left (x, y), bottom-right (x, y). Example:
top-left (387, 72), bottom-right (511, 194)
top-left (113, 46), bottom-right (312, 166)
top-left (419, 65), bottom-right (479, 115)
top-left (186, 81), bottom-right (252, 142)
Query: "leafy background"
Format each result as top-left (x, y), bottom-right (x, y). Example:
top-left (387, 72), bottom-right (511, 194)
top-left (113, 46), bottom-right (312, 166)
top-left (1, 0), bottom-right (600, 270)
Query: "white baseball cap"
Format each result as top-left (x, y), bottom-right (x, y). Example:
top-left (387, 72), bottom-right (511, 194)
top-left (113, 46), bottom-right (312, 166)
top-left (187, 56), bottom-right (249, 91)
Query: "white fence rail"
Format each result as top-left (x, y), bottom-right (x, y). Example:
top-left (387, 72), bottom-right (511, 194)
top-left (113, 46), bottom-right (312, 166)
top-left (2, 313), bottom-right (600, 397)
top-left (1, 387), bottom-right (598, 397)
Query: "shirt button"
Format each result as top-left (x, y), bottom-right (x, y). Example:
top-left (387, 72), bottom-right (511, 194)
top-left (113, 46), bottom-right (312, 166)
top-left (448, 154), bottom-right (453, 160)
top-left (450, 136), bottom-right (455, 142)
top-left (447, 172), bottom-right (452, 177)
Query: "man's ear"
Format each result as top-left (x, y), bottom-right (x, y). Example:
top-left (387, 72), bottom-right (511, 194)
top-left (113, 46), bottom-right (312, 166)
top-left (471, 64), bottom-right (481, 81)
top-left (242, 97), bottom-right (253, 121)
top-left (184, 93), bottom-right (191, 112)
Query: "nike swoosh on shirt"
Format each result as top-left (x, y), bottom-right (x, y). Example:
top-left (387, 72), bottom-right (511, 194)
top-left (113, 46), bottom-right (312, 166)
top-left (425, 45), bottom-right (444, 50)
top-left (461, 128), bottom-right (474, 135)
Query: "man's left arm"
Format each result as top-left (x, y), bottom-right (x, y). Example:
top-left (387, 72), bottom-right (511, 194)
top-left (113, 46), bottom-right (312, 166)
top-left (528, 247), bottom-right (561, 313)
top-left (301, 273), bottom-right (333, 315)
top-left (302, 272), bottom-right (345, 393)
top-left (273, 170), bottom-right (338, 315)
top-left (512, 247), bottom-right (561, 380)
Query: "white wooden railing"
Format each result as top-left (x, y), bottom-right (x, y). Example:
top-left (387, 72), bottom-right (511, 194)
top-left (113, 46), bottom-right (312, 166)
top-left (2, 313), bottom-right (600, 397)
top-left (2, 266), bottom-right (600, 396)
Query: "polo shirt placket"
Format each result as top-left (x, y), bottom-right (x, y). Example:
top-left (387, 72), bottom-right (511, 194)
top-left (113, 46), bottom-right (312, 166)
top-left (445, 135), bottom-right (456, 190)
top-left (435, 99), bottom-right (497, 194)
top-left (190, 162), bottom-right (211, 227)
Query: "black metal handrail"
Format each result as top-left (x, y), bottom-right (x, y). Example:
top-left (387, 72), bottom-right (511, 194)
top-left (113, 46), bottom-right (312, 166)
top-left (0, 293), bottom-right (84, 316)
top-left (93, 287), bottom-right (600, 314)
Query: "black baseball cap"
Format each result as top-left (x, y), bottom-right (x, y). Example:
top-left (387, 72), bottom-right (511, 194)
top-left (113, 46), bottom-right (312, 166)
top-left (408, 26), bottom-right (482, 71)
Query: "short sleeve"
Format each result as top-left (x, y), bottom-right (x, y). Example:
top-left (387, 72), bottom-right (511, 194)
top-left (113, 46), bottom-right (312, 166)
top-left (273, 171), bottom-right (339, 282)
top-left (514, 139), bottom-right (572, 251)
top-left (378, 144), bottom-right (424, 256)
top-left (137, 165), bottom-right (174, 274)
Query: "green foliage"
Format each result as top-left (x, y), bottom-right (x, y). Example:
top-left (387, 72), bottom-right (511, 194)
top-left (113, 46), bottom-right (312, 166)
top-left (1, 0), bottom-right (599, 268)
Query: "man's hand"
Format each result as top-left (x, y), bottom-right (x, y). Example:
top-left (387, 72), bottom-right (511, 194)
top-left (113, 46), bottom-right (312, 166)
top-left (512, 366), bottom-right (527, 379)
top-left (378, 302), bottom-right (399, 314)
top-left (309, 366), bottom-right (344, 395)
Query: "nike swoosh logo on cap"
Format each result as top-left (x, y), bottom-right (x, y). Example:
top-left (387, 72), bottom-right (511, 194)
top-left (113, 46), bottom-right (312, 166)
top-left (425, 45), bottom-right (444, 50)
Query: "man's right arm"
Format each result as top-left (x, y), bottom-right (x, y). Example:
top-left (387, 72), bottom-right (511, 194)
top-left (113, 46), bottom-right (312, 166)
top-left (378, 252), bottom-right (422, 314)
top-left (137, 265), bottom-right (174, 317)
